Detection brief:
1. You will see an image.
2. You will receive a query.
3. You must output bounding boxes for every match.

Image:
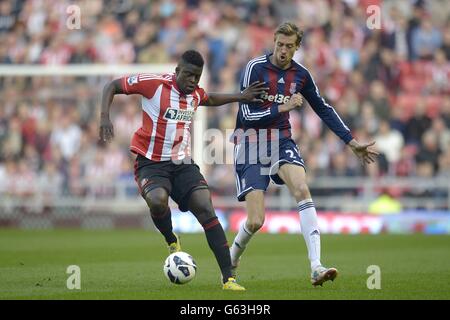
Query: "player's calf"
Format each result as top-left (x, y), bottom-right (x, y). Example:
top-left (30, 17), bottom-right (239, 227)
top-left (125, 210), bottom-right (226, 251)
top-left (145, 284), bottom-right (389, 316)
top-left (245, 217), bottom-right (264, 234)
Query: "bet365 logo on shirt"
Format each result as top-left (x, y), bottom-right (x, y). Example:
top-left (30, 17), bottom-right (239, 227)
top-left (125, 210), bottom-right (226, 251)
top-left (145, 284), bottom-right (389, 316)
top-left (164, 108), bottom-right (195, 121)
top-left (260, 93), bottom-right (291, 104)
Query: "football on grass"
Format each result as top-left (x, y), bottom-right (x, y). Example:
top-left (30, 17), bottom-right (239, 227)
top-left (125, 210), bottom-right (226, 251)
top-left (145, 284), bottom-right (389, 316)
top-left (163, 251), bottom-right (197, 284)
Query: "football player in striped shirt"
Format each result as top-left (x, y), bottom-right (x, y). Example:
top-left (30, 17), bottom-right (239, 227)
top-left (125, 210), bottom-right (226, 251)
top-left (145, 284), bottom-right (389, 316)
top-left (99, 50), bottom-right (267, 291)
top-left (229, 22), bottom-right (379, 286)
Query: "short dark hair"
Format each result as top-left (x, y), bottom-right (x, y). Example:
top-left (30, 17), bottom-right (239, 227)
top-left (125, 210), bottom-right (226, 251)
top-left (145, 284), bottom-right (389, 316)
top-left (180, 50), bottom-right (204, 67)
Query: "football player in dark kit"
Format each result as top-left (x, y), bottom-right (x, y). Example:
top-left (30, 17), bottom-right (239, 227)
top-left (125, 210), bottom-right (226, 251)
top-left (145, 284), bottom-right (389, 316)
top-left (229, 22), bottom-right (379, 286)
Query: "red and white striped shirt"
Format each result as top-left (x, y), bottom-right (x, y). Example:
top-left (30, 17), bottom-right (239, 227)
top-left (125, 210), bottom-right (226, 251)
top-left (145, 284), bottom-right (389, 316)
top-left (120, 73), bottom-right (208, 161)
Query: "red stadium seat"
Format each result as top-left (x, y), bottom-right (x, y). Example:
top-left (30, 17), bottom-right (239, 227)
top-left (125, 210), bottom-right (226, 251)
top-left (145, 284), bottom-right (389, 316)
top-left (395, 94), bottom-right (420, 118)
top-left (395, 94), bottom-right (444, 119)
top-left (404, 144), bottom-right (419, 156)
top-left (400, 77), bottom-right (426, 93)
top-left (412, 61), bottom-right (432, 78)
top-left (398, 61), bottom-right (413, 77)
top-left (426, 95), bottom-right (444, 118)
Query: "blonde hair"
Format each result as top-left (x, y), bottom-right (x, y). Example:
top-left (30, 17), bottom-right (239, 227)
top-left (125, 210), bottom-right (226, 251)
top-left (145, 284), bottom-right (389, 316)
top-left (274, 22), bottom-right (304, 46)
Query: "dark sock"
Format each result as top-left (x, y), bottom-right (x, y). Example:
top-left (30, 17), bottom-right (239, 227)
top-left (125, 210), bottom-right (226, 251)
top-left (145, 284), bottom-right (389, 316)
top-left (202, 217), bottom-right (232, 283)
top-left (151, 208), bottom-right (177, 245)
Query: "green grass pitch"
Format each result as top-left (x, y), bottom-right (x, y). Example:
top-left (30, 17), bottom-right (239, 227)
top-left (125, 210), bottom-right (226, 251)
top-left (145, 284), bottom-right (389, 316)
top-left (0, 229), bottom-right (449, 300)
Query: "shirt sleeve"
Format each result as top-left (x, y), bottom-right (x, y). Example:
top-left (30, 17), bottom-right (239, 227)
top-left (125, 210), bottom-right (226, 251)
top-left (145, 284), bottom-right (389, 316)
top-left (301, 70), bottom-right (353, 144)
top-left (120, 74), bottom-right (162, 99)
top-left (196, 87), bottom-right (209, 105)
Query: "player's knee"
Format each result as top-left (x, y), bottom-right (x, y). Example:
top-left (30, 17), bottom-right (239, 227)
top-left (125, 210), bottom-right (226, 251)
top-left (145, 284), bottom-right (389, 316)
top-left (193, 206), bottom-right (216, 225)
top-left (246, 217), bottom-right (265, 233)
top-left (293, 183), bottom-right (311, 201)
top-left (145, 190), bottom-right (169, 217)
top-left (188, 190), bottom-right (217, 224)
top-left (149, 203), bottom-right (168, 217)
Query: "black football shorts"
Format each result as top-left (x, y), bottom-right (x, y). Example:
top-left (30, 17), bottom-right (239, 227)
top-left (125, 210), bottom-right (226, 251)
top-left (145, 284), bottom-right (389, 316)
top-left (134, 154), bottom-right (209, 212)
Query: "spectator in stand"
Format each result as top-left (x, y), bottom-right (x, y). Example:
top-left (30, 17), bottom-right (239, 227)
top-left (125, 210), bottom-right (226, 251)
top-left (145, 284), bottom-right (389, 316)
top-left (297, 0), bottom-right (330, 29)
top-left (0, 105), bottom-right (9, 160)
top-left (69, 36), bottom-right (98, 64)
top-left (355, 101), bottom-right (379, 136)
top-left (50, 113), bottom-right (82, 161)
top-left (13, 159), bottom-right (37, 199)
top-left (113, 99), bottom-right (142, 145)
top-left (437, 148), bottom-right (450, 178)
top-left (0, 1), bottom-right (16, 33)
top-left (377, 48), bottom-right (401, 94)
top-left (394, 145), bottom-right (417, 177)
top-left (404, 97), bottom-right (432, 145)
top-left (38, 161), bottom-right (64, 202)
top-left (23, 144), bottom-right (40, 173)
top-left (356, 38), bottom-right (379, 82)
top-left (85, 149), bottom-right (114, 197)
top-left (329, 152), bottom-right (358, 178)
top-left (61, 155), bottom-right (83, 196)
top-left (428, 118), bottom-right (450, 152)
top-left (2, 116), bottom-right (23, 159)
top-left (303, 29), bottom-right (336, 79)
top-left (336, 32), bottom-right (359, 73)
top-left (374, 120), bottom-right (405, 166)
top-left (389, 104), bottom-right (407, 136)
top-left (441, 22), bottom-right (450, 60)
top-left (348, 70), bottom-right (369, 101)
top-left (367, 80), bottom-right (392, 121)
top-left (40, 35), bottom-right (72, 65)
top-left (406, 2), bottom-right (425, 60)
top-left (440, 96), bottom-right (450, 128)
top-left (116, 157), bottom-right (138, 197)
top-left (382, 6), bottom-right (410, 60)
top-left (334, 99), bottom-right (356, 131)
top-left (428, 49), bottom-right (449, 94)
top-left (416, 130), bottom-right (441, 174)
top-left (405, 160), bottom-right (440, 209)
top-left (368, 189), bottom-right (403, 215)
top-left (99, 28), bottom-right (136, 64)
top-left (411, 15), bottom-right (442, 60)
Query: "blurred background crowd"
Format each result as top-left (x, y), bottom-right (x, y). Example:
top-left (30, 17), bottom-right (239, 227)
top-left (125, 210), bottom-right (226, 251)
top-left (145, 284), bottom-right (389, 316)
top-left (0, 0), bottom-right (449, 208)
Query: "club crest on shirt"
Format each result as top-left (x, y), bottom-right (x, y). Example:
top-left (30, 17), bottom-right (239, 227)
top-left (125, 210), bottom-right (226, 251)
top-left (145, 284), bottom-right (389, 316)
top-left (164, 108), bottom-right (195, 121)
top-left (289, 82), bottom-right (297, 94)
top-left (127, 75), bottom-right (138, 86)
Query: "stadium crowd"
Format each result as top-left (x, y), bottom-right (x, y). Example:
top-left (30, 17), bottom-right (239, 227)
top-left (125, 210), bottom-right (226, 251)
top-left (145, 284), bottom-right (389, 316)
top-left (0, 0), bottom-right (449, 205)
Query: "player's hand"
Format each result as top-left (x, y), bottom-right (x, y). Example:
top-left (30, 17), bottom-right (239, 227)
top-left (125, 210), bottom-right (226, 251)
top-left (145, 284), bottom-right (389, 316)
top-left (241, 81), bottom-right (269, 103)
top-left (348, 140), bottom-right (379, 164)
top-left (99, 116), bottom-right (114, 143)
top-left (279, 93), bottom-right (303, 113)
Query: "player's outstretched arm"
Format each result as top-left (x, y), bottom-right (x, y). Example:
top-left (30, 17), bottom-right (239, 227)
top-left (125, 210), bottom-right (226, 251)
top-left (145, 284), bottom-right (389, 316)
top-left (99, 79), bottom-right (124, 143)
top-left (347, 139), bottom-right (380, 164)
top-left (202, 81), bottom-right (268, 107)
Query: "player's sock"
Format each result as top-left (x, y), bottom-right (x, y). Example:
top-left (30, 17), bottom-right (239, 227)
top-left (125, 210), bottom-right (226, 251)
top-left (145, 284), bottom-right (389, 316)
top-left (150, 208), bottom-right (177, 245)
top-left (230, 222), bottom-right (253, 264)
top-left (201, 216), bottom-right (233, 283)
top-left (298, 199), bottom-right (322, 270)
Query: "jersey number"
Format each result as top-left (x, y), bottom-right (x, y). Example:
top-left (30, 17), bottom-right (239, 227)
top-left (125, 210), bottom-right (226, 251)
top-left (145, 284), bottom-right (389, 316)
top-left (285, 150), bottom-right (295, 158)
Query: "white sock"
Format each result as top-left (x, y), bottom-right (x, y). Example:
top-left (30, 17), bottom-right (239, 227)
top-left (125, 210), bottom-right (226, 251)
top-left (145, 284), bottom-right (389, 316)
top-left (230, 221), bottom-right (253, 265)
top-left (298, 199), bottom-right (322, 270)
